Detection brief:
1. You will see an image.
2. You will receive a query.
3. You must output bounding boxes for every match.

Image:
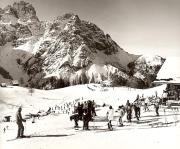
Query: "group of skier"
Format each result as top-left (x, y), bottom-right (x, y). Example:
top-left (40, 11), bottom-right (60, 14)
top-left (106, 100), bottom-right (140, 130)
top-left (70, 100), bottom-right (96, 130)
top-left (125, 100), bottom-right (141, 122)
top-left (69, 99), bottom-right (142, 131)
top-left (15, 96), bottom-right (161, 137)
top-left (106, 97), bottom-right (160, 130)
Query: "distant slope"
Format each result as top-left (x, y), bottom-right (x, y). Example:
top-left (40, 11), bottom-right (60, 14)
top-left (0, 84), bottom-right (167, 119)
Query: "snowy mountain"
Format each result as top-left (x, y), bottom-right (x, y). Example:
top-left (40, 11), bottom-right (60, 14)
top-left (0, 1), bottom-right (45, 84)
top-left (131, 55), bottom-right (165, 86)
top-left (0, 1), bottom-right (164, 88)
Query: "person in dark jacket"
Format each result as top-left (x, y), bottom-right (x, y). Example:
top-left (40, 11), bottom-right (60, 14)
top-left (83, 101), bottom-right (93, 130)
top-left (154, 98), bottom-right (160, 116)
top-left (126, 101), bottom-right (132, 122)
top-left (70, 113), bottom-right (79, 128)
top-left (83, 109), bottom-right (89, 130)
top-left (92, 100), bottom-right (96, 116)
top-left (77, 102), bottom-right (83, 120)
top-left (70, 103), bottom-right (80, 128)
top-left (133, 103), bottom-right (140, 121)
top-left (154, 103), bottom-right (159, 116)
top-left (16, 107), bottom-right (26, 138)
top-left (83, 101), bottom-right (88, 112)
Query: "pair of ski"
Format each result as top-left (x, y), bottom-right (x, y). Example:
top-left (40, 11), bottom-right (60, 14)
top-left (7, 135), bottom-right (31, 141)
top-left (108, 123), bottom-right (124, 131)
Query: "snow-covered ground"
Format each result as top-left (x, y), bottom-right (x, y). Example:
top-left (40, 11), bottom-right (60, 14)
top-left (0, 84), bottom-right (180, 149)
top-left (0, 84), bottom-right (167, 118)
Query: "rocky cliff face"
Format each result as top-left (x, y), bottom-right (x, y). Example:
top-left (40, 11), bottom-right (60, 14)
top-left (0, 1), bottom-right (44, 84)
top-left (23, 13), bottom-right (140, 88)
top-left (0, 1), bottom-right (165, 88)
top-left (0, 1), bottom-right (44, 46)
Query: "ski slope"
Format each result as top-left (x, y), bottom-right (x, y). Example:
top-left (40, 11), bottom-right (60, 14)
top-left (0, 84), bottom-right (180, 149)
top-left (0, 84), bottom-right (166, 119)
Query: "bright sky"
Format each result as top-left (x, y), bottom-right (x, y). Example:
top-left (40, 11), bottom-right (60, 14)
top-left (0, 0), bottom-right (180, 58)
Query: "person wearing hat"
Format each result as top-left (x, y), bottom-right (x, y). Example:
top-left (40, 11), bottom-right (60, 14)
top-left (16, 107), bottom-right (26, 138)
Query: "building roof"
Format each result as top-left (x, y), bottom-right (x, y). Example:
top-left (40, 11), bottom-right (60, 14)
top-left (153, 78), bottom-right (180, 85)
top-left (12, 80), bottom-right (19, 84)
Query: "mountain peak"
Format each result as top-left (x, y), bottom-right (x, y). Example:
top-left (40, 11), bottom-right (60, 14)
top-left (60, 13), bottom-right (79, 20)
top-left (13, 0), bottom-right (29, 5)
top-left (0, 1), bottom-right (39, 23)
top-left (54, 13), bottom-right (81, 27)
top-left (12, 1), bottom-right (39, 22)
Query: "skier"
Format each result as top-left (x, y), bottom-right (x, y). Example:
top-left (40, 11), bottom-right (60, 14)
top-left (16, 107), bottom-right (26, 138)
top-left (77, 102), bottom-right (83, 120)
top-left (82, 101), bottom-right (93, 130)
top-left (107, 105), bottom-right (114, 130)
top-left (70, 113), bottom-right (79, 128)
top-left (3, 127), bottom-right (6, 133)
top-left (83, 101), bottom-right (88, 112)
top-left (144, 98), bottom-right (150, 112)
top-left (154, 98), bottom-right (160, 116)
top-left (126, 101), bottom-right (132, 122)
top-left (83, 109), bottom-right (89, 130)
top-left (70, 104), bottom-right (80, 128)
top-left (162, 90), bottom-right (168, 105)
top-left (117, 105), bottom-right (125, 126)
top-left (92, 100), bottom-right (97, 116)
top-left (133, 103), bottom-right (140, 121)
top-left (126, 100), bottom-right (130, 107)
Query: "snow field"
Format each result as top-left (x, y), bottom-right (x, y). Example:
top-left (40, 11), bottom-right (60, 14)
top-left (0, 84), bottom-right (180, 149)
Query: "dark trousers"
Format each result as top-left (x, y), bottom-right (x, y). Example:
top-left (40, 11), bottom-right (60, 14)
top-left (155, 107), bottom-right (159, 116)
top-left (92, 108), bottom-right (96, 116)
top-left (108, 120), bottom-right (112, 129)
top-left (74, 119), bottom-right (79, 127)
top-left (83, 120), bottom-right (89, 130)
top-left (138, 109), bottom-right (141, 118)
top-left (17, 123), bottom-right (24, 137)
top-left (135, 108), bottom-right (140, 121)
top-left (119, 117), bottom-right (123, 126)
top-left (127, 113), bottom-right (132, 122)
top-left (135, 111), bottom-right (139, 121)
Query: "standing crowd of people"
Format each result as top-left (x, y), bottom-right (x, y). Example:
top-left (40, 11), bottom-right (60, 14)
top-left (15, 95), bottom-right (162, 137)
top-left (106, 96), bottom-right (161, 130)
top-left (70, 100), bottom-right (96, 130)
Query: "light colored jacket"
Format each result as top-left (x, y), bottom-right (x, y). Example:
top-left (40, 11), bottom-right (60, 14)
top-left (107, 109), bottom-right (114, 121)
top-left (145, 98), bottom-right (149, 104)
top-left (118, 108), bottom-right (125, 117)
